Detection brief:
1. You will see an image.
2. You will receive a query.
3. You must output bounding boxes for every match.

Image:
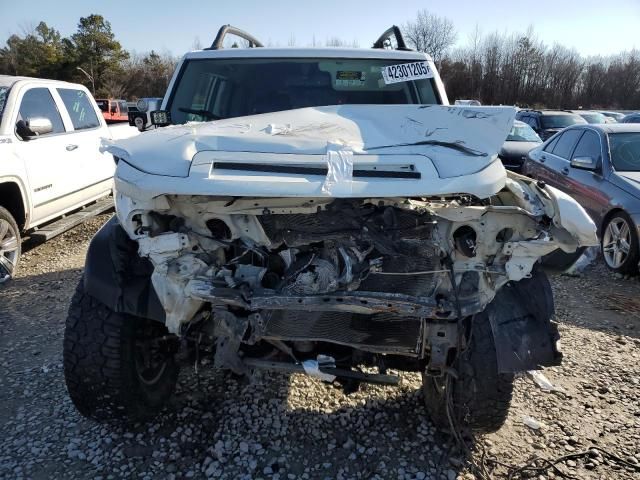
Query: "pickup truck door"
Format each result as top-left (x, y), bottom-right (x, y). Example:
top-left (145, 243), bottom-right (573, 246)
top-left (12, 86), bottom-right (75, 225)
top-left (54, 88), bottom-right (115, 202)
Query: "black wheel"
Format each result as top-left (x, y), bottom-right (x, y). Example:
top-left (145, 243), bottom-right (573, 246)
top-left (63, 279), bottom-right (179, 423)
top-left (601, 211), bottom-right (639, 275)
top-left (0, 206), bottom-right (21, 282)
top-left (422, 313), bottom-right (514, 434)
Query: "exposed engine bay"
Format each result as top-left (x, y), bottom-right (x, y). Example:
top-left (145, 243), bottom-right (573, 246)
top-left (113, 173), bottom-right (594, 381)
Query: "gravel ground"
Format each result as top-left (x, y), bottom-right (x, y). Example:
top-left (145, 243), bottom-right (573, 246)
top-left (1, 214), bottom-right (639, 480)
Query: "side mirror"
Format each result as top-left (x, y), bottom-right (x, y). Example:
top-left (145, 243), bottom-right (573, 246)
top-left (150, 110), bottom-right (171, 127)
top-left (16, 117), bottom-right (53, 139)
top-left (570, 156), bottom-right (597, 170)
top-left (110, 106), bottom-right (117, 114)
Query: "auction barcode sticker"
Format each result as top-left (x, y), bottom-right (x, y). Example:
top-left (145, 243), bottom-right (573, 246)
top-left (381, 61), bottom-right (433, 84)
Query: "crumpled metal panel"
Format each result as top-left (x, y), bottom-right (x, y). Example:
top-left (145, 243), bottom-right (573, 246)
top-left (108, 105), bottom-right (515, 199)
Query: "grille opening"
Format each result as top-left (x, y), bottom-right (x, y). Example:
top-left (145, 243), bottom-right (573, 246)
top-left (453, 225), bottom-right (477, 257)
top-left (206, 218), bottom-right (232, 240)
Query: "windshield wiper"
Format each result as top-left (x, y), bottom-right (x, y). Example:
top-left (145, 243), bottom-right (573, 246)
top-left (178, 107), bottom-right (221, 120)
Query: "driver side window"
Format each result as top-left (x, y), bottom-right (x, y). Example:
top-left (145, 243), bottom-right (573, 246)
top-left (572, 130), bottom-right (601, 161)
top-left (18, 88), bottom-right (66, 135)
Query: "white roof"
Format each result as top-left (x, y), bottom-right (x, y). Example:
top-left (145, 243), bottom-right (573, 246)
top-left (185, 47), bottom-right (430, 62)
top-left (0, 75), bottom-right (86, 89)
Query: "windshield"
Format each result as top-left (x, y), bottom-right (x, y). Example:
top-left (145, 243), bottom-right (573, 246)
top-left (579, 112), bottom-right (608, 124)
top-left (507, 123), bottom-right (541, 142)
top-left (0, 87), bottom-right (9, 123)
top-left (609, 133), bottom-right (640, 171)
top-left (96, 100), bottom-right (108, 112)
top-left (168, 57), bottom-right (440, 124)
top-left (541, 114), bottom-right (586, 129)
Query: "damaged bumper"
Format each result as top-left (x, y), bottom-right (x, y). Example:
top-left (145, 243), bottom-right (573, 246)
top-left (110, 171), bottom-right (597, 335)
top-left (92, 104), bottom-right (598, 375)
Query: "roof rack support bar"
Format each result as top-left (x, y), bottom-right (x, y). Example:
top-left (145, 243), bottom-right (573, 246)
top-left (208, 24), bottom-right (264, 50)
top-left (372, 25), bottom-right (411, 51)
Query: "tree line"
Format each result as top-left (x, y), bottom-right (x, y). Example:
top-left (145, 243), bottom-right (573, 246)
top-left (404, 10), bottom-right (640, 109)
top-left (1, 12), bottom-right (639, 109)
top-left (0, 15), bottom-right (176, 99)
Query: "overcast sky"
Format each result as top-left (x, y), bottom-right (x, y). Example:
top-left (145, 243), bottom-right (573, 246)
top-left (2, 0), bottom-right (639, 57)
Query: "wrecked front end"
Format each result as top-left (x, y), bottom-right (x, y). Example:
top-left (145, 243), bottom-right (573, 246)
top-left (103, 105), bottom-right (597, 387)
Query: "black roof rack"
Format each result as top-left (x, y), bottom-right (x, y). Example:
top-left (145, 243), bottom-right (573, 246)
top-left (206, 24), bottom-right (264, 50)
top-left (372, 25), bottom-right (412, 51)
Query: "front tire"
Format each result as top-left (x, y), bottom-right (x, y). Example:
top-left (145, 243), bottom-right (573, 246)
top-left (0, 206), bottom-right (21, 282)
top-left (422, 314), bottom-right (514, 434)
top-left (602, 212), bottom-right (639, 275)
top-left (63, 280), bottom-right (179, 423)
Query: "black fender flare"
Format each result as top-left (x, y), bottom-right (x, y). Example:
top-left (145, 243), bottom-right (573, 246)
top-left (484, 268), bottom-right (562, 373)
top-left (84, 216), bottom-right (165, 323)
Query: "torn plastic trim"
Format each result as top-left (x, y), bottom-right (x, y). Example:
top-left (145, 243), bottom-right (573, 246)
top-left (488, 268), bottom-right (562, 373)
top-left (505, 172), bottom-right (598, 250)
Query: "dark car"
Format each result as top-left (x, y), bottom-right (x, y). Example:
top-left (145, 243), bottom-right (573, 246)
top-left (600, 111), bottom-right (626, 123)
top-left (515, 109), bottom-right (587, 141)
top-left (622, 113), bottom-right (640, 123)
top-left (523, 124), bottom-right (640, 274)
top-left (498, 120), bottom-right (542, 172)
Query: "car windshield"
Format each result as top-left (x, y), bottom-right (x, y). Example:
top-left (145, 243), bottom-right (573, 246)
top-left (541, 114), bottom-right (586, 129)
top-left (609, 133), bottom-right (640, 171)
top-left (168, 57), bottom-right (440, 124)
top-left (507, 123), bottom-right (541, 142)
top-left (579, 112), bottom-right (607, 124)
top-left (96, 100), bottom-right (108, 112)
top-left (0, 87), bottom-right (9, 122)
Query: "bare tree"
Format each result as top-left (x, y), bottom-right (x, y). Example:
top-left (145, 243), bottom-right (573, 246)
top-left (404, 9), bottom-right (457, 66)
top-left (325, 37), bottom-right (359, 48)
top-left (101, 75), bottom-right (126, 98)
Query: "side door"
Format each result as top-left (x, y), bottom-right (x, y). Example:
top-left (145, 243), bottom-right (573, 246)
top-left (55, 87), bottom-right (115, 201)
top-left (538, 129), bottom-right (584, 190)
top-left (525, 134), bottom-right (560, 181)
top-left (12, 86), bottom-right (74, 225)
top-left (566, 129), bottom-right (609, 221)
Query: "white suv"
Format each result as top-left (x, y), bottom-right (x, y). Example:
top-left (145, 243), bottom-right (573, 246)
top-left (63, 26), bottom-right (598, 432)
top-left (0, 76), bottom-right (134, 281)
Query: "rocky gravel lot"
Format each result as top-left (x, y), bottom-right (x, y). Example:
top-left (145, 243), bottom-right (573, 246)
top-left (1, 214), bottom-right (639, 480)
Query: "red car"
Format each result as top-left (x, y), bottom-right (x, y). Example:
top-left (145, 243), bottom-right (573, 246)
top-left (95, 99), bottom-right (129, 122)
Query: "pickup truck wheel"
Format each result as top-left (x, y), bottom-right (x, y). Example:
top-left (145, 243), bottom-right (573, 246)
top-left (422, 315), bottom-right (514, 434)
top-left (0, 206), bottom-right (21, 282)
top-left (602, 212), bottom-right (639, 275)
top-left (63, 279), bottom-right (179, 423)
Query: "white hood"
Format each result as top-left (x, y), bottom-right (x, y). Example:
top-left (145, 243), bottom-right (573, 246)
top-left (110, 104), bottom-right (516, 199)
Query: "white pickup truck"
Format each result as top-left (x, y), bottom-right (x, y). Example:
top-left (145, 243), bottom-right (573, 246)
top-left (0, 75), bottom-right (136, 281)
